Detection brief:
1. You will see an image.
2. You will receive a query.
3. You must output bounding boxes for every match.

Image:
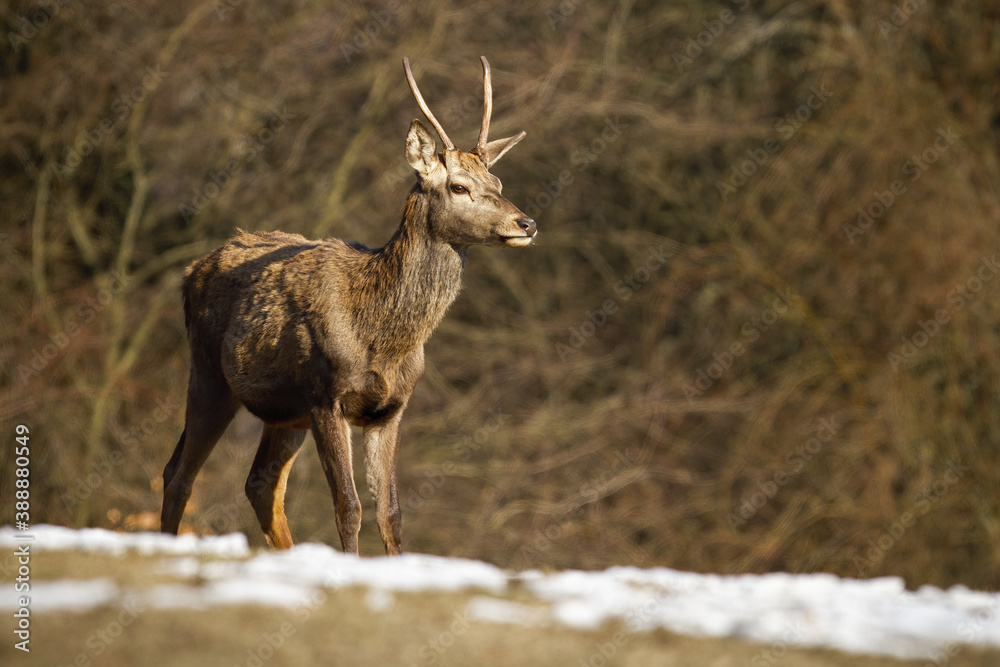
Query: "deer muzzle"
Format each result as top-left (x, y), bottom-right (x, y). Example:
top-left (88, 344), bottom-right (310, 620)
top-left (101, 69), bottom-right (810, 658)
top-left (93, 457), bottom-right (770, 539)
top-left (503, 217), bottom-right (537, 247)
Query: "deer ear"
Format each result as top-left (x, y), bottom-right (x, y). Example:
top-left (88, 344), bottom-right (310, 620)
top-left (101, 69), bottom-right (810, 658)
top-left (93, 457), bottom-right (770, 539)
top-left (480, 131), bottom-right (526, 168)
top-left (405, 119), bottom-right (439, 177)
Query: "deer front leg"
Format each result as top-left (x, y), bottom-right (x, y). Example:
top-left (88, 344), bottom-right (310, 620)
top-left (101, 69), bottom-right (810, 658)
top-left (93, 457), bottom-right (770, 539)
top-left (363, 414), bottom-right (404, 555)
top-left (245, 425), bottom-right (307, 549)
top-left (311, 406), bottom-right (361, 554)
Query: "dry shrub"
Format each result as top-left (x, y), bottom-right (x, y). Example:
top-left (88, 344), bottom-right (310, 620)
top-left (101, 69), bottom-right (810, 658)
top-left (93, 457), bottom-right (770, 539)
top-left (1, 0), bottom-right (998, 589)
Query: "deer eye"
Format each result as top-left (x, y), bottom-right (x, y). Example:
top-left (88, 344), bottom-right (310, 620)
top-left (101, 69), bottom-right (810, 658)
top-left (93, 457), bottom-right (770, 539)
top-left (450, 184), bottom-right (469, 195)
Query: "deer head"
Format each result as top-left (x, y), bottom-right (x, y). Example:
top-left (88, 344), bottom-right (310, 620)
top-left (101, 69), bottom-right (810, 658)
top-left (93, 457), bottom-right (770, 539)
top-left (403, 56), bottom-right (536, 248)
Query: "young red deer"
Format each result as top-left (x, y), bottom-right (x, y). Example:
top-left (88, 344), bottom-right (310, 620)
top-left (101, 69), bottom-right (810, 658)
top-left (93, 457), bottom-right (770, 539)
top-left (160, 56), bottom-right (535, 554)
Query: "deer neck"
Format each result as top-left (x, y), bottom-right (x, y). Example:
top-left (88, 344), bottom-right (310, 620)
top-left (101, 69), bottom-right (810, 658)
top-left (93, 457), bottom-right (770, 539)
top-left (354, 189), bottom-right (466, 360)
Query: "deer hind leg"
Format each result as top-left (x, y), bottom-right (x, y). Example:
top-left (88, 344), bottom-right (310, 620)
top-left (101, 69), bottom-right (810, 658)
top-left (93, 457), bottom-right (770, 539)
top-left (311, 407), bottom-right (361, 554)
top-left (245, 425), bottom-right (307, 549)
top-left (363, 417), bottom-right (403, 555)
top-left (160, 367), bottom-right (239, 535)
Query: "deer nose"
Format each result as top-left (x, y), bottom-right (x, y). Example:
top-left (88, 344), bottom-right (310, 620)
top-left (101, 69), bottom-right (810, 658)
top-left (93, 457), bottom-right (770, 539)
top-left (516, 218), bottom-right (537, 236)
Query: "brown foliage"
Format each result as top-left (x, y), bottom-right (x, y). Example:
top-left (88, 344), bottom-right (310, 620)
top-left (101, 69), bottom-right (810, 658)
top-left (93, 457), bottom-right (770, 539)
top-left (2, 0), bottom-right (999, 589)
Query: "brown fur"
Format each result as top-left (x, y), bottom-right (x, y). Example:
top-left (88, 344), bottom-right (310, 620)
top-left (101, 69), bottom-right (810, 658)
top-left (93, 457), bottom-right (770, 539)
top-left (160, 58), bottom-right (534, 554)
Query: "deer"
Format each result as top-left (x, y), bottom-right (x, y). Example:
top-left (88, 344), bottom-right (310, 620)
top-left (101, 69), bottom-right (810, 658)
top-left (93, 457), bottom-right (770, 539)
top-left (159, 56), bottom-right (535, 555)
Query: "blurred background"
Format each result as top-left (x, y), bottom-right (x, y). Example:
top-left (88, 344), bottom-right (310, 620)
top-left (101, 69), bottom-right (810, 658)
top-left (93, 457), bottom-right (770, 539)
top-left (1, 0), bottom-right (998, 590)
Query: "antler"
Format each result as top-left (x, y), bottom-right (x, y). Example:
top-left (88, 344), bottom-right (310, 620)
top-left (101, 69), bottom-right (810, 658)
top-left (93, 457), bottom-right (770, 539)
top-left (476, 55), bottom-right (492, 154)
top-left (402, 57), bottom-right (455, 150)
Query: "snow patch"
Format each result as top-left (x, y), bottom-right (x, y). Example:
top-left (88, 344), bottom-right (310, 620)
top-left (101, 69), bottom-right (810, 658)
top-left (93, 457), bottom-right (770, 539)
top-left (0, 524), bottom-right (249, 558)
top-left (3, 525), bottom-right (999, 660)
top-left (22, 579), bottom-right (121, 613)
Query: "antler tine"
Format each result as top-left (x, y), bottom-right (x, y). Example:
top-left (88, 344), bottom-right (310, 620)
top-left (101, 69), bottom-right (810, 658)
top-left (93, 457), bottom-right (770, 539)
top-left (402, 57), bottom-right (455, 150)
top-left (476, 55), bottom-right (492, 154)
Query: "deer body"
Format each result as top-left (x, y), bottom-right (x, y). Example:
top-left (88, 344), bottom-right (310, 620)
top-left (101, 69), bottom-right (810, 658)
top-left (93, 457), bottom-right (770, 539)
top-left (161, 57), bottom-right (534, 554)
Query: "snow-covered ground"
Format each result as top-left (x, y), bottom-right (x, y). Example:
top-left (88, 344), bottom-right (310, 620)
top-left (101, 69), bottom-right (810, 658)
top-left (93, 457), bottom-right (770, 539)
top-left (3, 525), bottom-right (998, 661)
